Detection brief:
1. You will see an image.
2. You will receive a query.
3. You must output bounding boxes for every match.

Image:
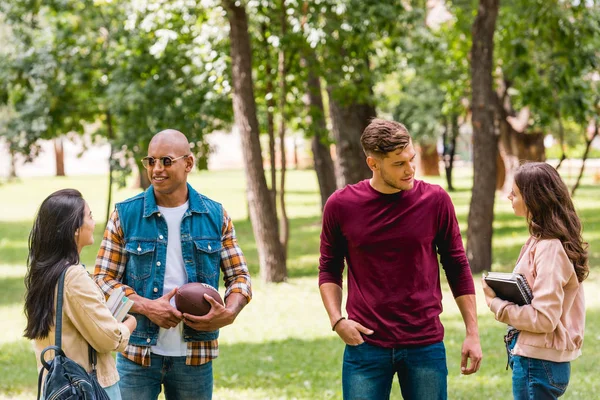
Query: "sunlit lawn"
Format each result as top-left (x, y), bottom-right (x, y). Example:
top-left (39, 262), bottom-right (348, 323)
top-left (0, 166), bottom-right (599, 399)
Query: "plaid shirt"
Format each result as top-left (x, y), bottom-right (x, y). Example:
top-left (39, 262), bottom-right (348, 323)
top-left (94, 207), bottom-right (251, 367)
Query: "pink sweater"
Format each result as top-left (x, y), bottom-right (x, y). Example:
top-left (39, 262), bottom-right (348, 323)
top-left (490, 238), bottom-right (585, 362)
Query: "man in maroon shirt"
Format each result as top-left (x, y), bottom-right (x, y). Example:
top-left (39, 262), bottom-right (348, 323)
top-left (319, 119), bottom-right (482, 399)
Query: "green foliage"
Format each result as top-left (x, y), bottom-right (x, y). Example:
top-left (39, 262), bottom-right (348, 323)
top-left (0, 2), bottom-right (93, 160)
top-left (496, 0), bottom-right (600, 129)
top-left (0, 0), bottom-right (233, 178)
top-left (105, 1), bottom-right (233, 166)
top-left (302, 0), bottom-right (422, 105)
top-left (382, 1), bottom-right (600, 155)
top-left (247, 1), bottom-right (308, 138)
top-left (392, 75), bottom-right (445, 144)
top-left (377, 2), bottom-right (474, 144)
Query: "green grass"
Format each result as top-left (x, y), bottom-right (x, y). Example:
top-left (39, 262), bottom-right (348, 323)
top-left (0, 167), bottom-right (599, 399)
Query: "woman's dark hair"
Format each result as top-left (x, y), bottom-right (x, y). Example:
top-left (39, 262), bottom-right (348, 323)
top-left (515, 162), bottom-right (589, 282)
top-left (24, 189), bottom-right (86, 339)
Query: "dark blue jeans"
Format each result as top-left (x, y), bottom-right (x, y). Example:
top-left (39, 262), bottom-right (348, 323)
top-left (342, 341), bottom-right (448, 400)
top-left (116, 353), bottom-right (213, 400)
top-left (508, 335), bottom-right (571, 399)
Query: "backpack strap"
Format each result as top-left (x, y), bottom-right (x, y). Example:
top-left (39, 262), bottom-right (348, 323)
top-left (36, 367), bottom-right (44, 400)
top-left (54, 268), bottom-right (68, 349)
top-left (88, 343), bottom-right (98, 372)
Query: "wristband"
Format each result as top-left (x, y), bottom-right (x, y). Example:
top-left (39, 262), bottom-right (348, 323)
top-left (332, 316), bottom-right (346, 331)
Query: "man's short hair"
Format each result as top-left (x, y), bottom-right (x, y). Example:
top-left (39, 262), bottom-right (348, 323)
top-left (360, 118), bottom-right (412, 158)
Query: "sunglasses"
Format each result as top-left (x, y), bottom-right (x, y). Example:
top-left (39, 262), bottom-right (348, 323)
top-left (141, 155), bottom-right (190, 169)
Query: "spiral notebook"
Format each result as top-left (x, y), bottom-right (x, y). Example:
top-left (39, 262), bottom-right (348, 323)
top-left (484, 272), bottom-right (533, 306)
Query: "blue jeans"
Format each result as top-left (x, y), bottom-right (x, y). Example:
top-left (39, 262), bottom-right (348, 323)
top-left (342, 341), bottom-right (448, 400)
top-left (103, 383), bottom-right (122, 400)
top-left (508, 336), bottom-right (571, 399)
top-left (116, 353), bottom-right (213, 400)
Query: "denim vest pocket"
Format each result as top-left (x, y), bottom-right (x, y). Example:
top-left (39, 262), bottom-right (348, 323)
top-left (124, 241), bottom-right (155, 281)
top-left (193, 239), bottom-right (222, 283)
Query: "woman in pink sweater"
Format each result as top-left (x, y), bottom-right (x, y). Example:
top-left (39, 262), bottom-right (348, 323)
top-left (482, 162), bottom-right (588, 399)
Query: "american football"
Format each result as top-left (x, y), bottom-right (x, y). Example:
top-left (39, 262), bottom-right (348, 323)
top-left (175, 282), bottom-right (224, 316)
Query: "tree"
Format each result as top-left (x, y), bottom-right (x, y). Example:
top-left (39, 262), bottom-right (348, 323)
top-left (392, 2), bottom-right (480, 190)
top-left (276, 0), bottom-right (290, 254)
top-left (466, 0), bottom-right (499, 274)
top-left (1, 0), bottom-right (231, 197)
top-left (104, 1), bottom-right (232, 190)
top-left (302, 0), bottom-right (421, 187)
top-left (493, 0), bottom-right (600, 193)
top-left (0, 2), bottom-right (95, 176)
top-left (222, 0), bottom-right (287, 282)
top-left (305, 53), bottom-right (337, 209)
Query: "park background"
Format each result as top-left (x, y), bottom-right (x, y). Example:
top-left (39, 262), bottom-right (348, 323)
top-left (1, 0), bottom-right (600, 399)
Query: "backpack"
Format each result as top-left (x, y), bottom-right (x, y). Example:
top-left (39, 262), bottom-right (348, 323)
top-left (37, 268), bottom-right (111, 400)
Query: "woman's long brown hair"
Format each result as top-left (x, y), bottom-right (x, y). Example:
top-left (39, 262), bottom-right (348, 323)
top-left (515, 162), bottom-right (589, 282)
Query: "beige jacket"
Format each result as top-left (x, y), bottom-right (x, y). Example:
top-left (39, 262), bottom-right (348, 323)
top-left (490, 238), bottom-right (585, 362)
top-left (34, 265), bottom-right (131, 387)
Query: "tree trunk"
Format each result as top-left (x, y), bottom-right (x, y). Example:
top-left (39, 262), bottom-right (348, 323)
top-left (443, 115), bottom-right (458, 191)
top-left (135, 161), bottom-right (151, 190)
top-left (105, 111), bottom-right (115, 223)
top-left (223, 0), bottom-right (287, 283)
top-left (305, 55), bottom-right (337, 210)
top-left (9, 148), bottom-right (17, 179)
top-left (419, 142), bottom-right (440, 176)
top-left (293, 139), bottom-right (299, 169)
top-left (54, 137), bottom-right (65, 177)
top-left (495, 84), bottom-right (546, 193)
top-left (262, 22), bottom-right (277, 208)
top-left (571, 120), bottom-right (599, 196)
top-left (555, 110), bottom-right (567, 170)
top-left (278, 0), bottom-right (289, 255)
top-left (496, 117), bottom-right (545, 194)
top-left (327, 88), bottom-right (375, 187)
top-left (467, 0), bottom-right (499, 274)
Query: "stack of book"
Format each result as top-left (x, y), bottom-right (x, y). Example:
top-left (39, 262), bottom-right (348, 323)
top-left (484, 272), bottom-right (533, 306)
top-left (106, 287), bottom-right (134, 322)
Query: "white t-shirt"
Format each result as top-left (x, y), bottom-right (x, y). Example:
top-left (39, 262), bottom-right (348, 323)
top-left (151, 202), bottom-right (189, 357)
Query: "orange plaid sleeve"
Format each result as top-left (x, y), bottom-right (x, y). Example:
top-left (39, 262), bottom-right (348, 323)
top-left (93, 209), bottom-right (136, 297)
top-left (220, 209), bottom-right (252, 302)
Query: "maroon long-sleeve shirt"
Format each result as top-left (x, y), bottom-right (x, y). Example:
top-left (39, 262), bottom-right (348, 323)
top-left (319, 179), bottom-right (475, 347)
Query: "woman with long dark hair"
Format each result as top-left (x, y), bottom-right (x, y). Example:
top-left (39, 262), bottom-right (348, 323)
top-left (24, 189), bottom-right (136, 399)
top-left (482, 162), bottom-right (588, 399)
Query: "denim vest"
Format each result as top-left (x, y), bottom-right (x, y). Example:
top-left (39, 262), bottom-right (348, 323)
top-left (116, 184), bottom-right (223, 347)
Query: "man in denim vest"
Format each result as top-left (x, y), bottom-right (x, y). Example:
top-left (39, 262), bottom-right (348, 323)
top-left (94, 129), bottom-right (252, 400)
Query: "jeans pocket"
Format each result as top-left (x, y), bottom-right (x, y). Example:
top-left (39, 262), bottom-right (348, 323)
top-left (541, 360), bottom-right (570, 392)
